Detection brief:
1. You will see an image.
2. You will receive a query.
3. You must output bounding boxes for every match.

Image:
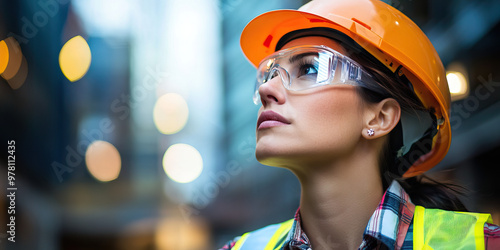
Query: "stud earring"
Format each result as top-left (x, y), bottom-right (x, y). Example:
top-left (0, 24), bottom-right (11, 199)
top-left (367, 128), bottom-right (375, 136)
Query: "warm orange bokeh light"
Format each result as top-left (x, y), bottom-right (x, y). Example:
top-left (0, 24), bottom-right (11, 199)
top-left (59, 35), bottom-right (92, 82)
top-left (85, 140), bottom-right (121, 182)
top-left (446, 71), bottom-right (469, 101)
top-left (1, 37), bottom-right (28, 90)
top-left (0, 39), bottom-right (9, 74)
top-left (155, 217), bottom-right (210, 250)
top-left (1, 37), bottom-right (23, 81)
top-left (6, 55), bottom-right (28, 90)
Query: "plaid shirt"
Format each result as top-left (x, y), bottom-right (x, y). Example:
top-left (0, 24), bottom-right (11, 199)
top-left (220, 180), bottom-right (500, 249)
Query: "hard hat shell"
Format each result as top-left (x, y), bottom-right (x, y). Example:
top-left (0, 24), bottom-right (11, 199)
top-left (240, 0), bottom-right (451, 177)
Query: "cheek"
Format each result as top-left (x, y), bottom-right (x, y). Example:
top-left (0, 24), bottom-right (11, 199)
top-left (294, 89), bottom-right (364, 144)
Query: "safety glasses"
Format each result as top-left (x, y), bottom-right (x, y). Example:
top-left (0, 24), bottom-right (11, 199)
top-left (253, 45), bottom-right (387, 105)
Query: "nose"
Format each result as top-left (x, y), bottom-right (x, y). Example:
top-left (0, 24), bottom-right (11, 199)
top-left (257, 72), bottom-right (287, 106)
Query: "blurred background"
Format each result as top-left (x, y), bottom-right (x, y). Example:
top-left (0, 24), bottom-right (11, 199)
top-left (0, 0), bottom-right (499, 249)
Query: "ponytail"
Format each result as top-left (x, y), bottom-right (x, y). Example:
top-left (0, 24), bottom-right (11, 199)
top-left (398, 175), bottom-right (468, 211)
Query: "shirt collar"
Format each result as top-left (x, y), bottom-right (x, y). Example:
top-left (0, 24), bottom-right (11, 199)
top-left (284, 180), bottom-right (415, 250)
top-left (361, 180), bottom-right (415, 249)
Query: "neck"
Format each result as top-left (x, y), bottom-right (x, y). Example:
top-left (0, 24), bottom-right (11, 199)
top-left (292, 145), bottom-right (384, 250)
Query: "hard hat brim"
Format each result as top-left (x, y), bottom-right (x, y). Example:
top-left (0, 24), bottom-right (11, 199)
top-left (241, 10), bottom-right (352, 68)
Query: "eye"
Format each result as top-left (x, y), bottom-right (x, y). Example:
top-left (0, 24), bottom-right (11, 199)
top-left (271, 70), bottom-right (279, 79)
top-left (266, 67), bottom-right (281, 82)
top-left (298, 63), bottom-right (318, 78)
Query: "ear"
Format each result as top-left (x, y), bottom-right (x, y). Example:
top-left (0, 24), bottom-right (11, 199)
top-left (362, 98), bottom-right (401, 139)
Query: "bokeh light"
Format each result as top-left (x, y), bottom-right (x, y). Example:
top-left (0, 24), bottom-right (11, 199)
top-left (1, 37), bottom-right (22, 80)
top-left (85, 140), bottom-right (121, 182)
top-left (153, 93), bottom-right (189, 134)
top-left (155, 217), bottom-right (210, 250)
top-left (0, 39), bottom-right (8, 74)
top-left (0, 37), bottom-right (28, 90)
top-left (447, 71), bottom-right (469, 101)
top-left (6, 55), bottom-right (28, 90)
top-left (162, 143), bottom-right (203, 183)
top-left (59, 35), bottom-right (91, 82)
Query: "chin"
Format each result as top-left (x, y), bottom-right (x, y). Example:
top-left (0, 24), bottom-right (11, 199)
top-left (255, 146), bottom-right (283, 167)
top-left (256, 157), bottom-right (288, 168)
top-left (255, 145), bottom-right (302, 169)
top-left (255, 148), bottom-right (273, 164)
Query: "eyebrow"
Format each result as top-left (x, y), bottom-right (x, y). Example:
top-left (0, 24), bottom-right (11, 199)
top-left (288, 52), bottom-right (319, 64)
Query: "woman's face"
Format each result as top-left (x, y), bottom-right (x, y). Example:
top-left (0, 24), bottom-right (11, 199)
top-left (255, 36), bottom-right (368, 169)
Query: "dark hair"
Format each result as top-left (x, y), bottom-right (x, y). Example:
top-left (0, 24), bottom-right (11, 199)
top-left (349, 47), bottom-right (469, 212)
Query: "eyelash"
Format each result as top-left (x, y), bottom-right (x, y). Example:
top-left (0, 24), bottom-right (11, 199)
top-left (296, 59), bottom-right (318, 76)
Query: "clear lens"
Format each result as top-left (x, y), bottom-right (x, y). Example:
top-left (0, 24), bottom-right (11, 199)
top-left (253, 45), bottom-right (385, 105)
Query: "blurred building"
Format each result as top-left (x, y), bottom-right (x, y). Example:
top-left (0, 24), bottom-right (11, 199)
top-left (0, 0), bottom-right (499, 249)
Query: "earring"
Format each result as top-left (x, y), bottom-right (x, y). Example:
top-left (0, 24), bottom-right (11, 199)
top-left (367, 128), bottom-right (375, 137)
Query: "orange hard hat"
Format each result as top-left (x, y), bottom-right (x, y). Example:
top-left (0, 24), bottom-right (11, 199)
top-left (240, 0), bottom-right (451, 177)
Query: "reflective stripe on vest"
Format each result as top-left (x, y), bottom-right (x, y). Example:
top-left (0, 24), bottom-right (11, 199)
top-left (414, 205), bottom-right (493, 250)
top-left (232, 219), bottom-right (294, 250)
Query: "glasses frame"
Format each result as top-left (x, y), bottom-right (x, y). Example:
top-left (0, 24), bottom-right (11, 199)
top-left (253, 45), bottom-right (388, 105)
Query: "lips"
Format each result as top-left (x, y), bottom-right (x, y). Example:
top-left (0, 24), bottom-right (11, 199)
top-left (257, 110), bottom-right (291, 130)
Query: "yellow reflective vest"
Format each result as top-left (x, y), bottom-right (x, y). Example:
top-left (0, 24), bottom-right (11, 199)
top-left (232, 206), bottom-right (493, 250)
top-left (414, 206), bottom-right (493, 250)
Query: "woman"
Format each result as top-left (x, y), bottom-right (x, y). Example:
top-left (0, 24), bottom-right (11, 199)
top-left (220, 0), bottom-right (500, 249)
